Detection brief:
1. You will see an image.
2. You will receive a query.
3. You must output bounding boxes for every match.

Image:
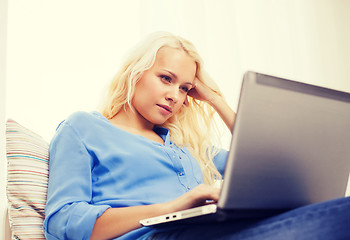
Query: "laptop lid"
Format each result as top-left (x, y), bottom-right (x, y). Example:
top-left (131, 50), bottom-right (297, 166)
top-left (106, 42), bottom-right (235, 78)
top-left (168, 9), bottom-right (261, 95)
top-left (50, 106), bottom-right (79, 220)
top-left (218, 71), bottom-right (350, 210)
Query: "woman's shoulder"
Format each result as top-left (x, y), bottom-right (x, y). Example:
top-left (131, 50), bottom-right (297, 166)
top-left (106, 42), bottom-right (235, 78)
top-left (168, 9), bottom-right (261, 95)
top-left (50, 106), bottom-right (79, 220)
top-left (66, 111), bottom-right (106, 123)
top-left (56, 111), bottom-right (108, 130)
top-left (52, 111), bottom-right (111, 143)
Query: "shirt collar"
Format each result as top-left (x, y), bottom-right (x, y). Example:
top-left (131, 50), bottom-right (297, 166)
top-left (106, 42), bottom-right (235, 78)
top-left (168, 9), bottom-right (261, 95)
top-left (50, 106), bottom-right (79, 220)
top-left (153, 127), bottom-right (171, 146)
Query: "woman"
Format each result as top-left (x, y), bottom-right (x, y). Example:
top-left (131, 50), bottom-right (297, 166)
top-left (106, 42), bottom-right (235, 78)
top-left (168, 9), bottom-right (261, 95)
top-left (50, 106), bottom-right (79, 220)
top-left (44, 32), bottom-right (350, 240)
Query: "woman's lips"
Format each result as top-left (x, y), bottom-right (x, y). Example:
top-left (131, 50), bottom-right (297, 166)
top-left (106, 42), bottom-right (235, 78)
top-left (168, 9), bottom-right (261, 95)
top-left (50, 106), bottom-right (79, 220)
top-left (157, 104), bottom-right (172, 114)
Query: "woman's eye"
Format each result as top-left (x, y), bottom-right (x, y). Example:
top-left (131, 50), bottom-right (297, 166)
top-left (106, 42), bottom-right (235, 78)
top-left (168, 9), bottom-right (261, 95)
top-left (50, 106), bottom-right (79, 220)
top-left (160, 75), bottom-right (171, 82)
top-left (181, 86), bottom-right (189, 93)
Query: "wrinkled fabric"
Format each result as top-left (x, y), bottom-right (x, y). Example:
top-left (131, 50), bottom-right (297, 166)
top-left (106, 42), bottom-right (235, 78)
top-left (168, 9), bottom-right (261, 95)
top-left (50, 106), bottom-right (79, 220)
top-left (147, 196), bottom-right (350, 240)
top-left (43, 111), bottom-right (227, 240)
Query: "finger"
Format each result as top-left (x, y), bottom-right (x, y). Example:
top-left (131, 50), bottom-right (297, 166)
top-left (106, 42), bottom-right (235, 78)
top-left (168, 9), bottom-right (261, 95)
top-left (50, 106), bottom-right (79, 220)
top-left (195, 184), bottom-right (221, 201)
top-left (183, 96), bottom-right (189, 107)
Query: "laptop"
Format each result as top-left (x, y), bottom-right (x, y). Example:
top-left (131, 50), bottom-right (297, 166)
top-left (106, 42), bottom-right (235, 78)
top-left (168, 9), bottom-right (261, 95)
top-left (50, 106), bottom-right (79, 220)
top-left (140, 71), bottom-right (350, 227)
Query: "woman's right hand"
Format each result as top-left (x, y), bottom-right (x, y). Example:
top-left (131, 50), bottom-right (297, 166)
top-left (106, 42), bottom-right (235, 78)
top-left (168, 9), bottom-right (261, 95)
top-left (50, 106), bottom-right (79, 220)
top-left (164, 184), bottom-right (221, 213)
top-left (90, 184), bottom-right (220, 239)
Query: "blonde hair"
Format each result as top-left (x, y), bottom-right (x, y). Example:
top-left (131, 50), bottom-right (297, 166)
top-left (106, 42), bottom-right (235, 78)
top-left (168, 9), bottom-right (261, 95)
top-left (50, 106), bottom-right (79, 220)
top-left (101, 32), bottom-right (223, 185)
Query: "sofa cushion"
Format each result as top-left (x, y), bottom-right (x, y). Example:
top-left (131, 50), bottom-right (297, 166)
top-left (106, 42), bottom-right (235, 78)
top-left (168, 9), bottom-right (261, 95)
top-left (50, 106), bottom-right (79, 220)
top-left (6, 119), bottom-right (49, 240)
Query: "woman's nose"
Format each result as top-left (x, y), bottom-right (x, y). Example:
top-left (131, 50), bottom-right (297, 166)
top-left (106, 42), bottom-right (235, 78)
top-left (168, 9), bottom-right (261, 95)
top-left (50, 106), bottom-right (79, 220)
top-left (166, 87), bottom-right (179, 103)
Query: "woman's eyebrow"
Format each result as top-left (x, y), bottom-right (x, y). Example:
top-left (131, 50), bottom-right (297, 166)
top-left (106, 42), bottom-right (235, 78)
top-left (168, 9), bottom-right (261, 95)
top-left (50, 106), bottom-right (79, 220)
top-left (162, 69), bottom-right (178, 79)
top-left (162, 69), bottom-right (193, 85)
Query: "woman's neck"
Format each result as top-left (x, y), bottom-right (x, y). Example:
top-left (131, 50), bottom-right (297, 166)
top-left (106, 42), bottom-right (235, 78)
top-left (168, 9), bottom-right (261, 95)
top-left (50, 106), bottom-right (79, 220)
top-left (109, 109), bottom-right (165, 144)
top-left (110, 110), bottom-right (153, 132)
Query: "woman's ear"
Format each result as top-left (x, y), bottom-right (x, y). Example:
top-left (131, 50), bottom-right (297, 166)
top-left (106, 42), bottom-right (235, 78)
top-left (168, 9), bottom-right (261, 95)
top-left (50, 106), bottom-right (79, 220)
top-left (183, 96), bottom-right (189, 107)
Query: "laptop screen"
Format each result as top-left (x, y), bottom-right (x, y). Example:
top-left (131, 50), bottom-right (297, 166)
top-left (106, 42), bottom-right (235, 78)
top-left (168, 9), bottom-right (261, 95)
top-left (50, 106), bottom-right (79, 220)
top-left (219, 71), bottom-right (350, 210)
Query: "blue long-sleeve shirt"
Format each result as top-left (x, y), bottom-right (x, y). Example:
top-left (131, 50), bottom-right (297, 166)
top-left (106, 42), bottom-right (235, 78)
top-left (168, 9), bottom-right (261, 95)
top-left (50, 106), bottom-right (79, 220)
top-left (43, 111), bottom-right (227, 240)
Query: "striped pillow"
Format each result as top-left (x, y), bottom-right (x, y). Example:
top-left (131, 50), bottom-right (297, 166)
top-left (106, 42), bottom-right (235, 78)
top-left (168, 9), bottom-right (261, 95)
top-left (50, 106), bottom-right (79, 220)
top-left (6, 119), bottom-right (49, 240)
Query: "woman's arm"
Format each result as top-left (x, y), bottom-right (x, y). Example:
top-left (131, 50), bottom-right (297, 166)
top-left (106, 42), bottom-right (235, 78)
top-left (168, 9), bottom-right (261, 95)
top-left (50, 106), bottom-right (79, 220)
top-left (188, 79), bottom-right (236, 132)
top-left (90, 203), bottom-right (167, 240)
top-left (90, 184), bottom-right (220, 240)
top-left (208, 94), bottom-right (236, 133)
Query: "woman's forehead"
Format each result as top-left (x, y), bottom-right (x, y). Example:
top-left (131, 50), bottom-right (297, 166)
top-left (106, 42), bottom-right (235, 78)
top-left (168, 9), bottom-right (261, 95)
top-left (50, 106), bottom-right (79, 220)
top-left (153, 47), bottom-right (196, 79)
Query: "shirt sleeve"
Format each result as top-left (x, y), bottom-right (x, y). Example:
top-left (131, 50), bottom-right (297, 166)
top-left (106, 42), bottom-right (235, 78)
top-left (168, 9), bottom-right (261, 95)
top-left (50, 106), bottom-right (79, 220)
top-left (213, 149), bottom-right (228, 176)
top-left (43, 121), bottom-right (110, 240)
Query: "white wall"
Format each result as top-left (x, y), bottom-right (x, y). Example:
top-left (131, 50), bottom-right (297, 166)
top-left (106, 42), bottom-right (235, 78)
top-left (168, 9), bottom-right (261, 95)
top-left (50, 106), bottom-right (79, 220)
top-left (1, 0), bottom-right (10, 238)
top-left (5, 0), bottom-right (350, 142)
top-left (232, 0), bottom-right (350, 91)
top-left (2, 0), bottom-right (350, 236)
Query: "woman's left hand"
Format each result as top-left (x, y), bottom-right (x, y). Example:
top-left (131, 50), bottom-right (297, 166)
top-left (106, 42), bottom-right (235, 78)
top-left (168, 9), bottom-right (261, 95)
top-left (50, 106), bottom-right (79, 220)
top-left (186, 78), bottom-right (218, 105)
top-left (186, 78), bottom-right (236, 132)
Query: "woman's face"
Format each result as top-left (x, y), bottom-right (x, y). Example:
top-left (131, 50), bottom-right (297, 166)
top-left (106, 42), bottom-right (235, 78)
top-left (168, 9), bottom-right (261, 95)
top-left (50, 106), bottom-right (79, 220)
top-left (132, 47), bottom-right (196, 126)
